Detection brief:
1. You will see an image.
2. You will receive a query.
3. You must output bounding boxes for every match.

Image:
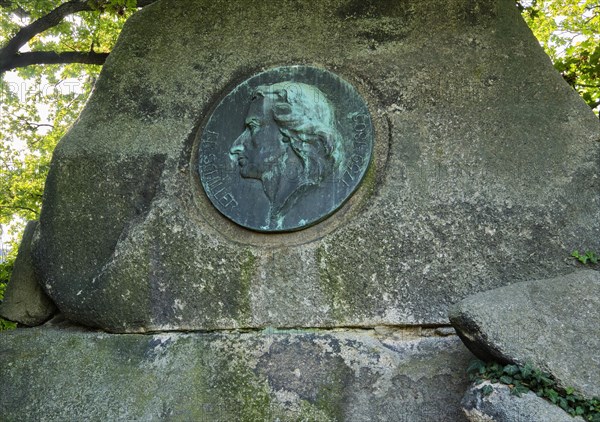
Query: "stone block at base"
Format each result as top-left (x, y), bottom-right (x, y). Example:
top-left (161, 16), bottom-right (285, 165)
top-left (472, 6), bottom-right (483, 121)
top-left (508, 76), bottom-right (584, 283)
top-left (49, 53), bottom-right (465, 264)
top-left (0, 326), bottom-right (473, 421)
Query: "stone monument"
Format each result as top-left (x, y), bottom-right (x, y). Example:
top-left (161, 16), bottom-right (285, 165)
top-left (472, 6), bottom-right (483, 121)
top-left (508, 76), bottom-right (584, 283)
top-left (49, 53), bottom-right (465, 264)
top-left (1, 0), bottom-right (598, 420)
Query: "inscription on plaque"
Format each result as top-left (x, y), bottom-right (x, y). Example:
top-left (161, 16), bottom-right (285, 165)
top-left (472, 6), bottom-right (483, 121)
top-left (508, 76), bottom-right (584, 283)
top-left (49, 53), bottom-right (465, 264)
top-left (198, 66), bottom-right (374, 232)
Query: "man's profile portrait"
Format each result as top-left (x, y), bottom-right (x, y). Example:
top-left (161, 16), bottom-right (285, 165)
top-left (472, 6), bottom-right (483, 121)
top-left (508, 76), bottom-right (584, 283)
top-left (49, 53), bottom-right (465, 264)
top-left (229, 82), bottom-right (344, 229)
top-left (198, 66), bottom-right (373, 232)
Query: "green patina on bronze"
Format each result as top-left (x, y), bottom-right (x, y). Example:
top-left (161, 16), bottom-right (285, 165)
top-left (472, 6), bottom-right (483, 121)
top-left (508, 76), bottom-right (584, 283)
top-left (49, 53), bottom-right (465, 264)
top-left (198, 66), bottom-right (374, 232)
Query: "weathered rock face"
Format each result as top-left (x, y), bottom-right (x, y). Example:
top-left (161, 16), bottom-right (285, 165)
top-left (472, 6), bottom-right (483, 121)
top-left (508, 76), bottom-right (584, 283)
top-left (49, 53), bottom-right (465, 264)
top-left (462, 382), bottom-right (585, 422)
top-left (0, 326), bottom-right (473, 421)
top-left (0, 221), bottom-right (56, 326)
top-left (449, 270), bottom-right (600, 399)
top-left (32, 0), bottom-right (600, 333)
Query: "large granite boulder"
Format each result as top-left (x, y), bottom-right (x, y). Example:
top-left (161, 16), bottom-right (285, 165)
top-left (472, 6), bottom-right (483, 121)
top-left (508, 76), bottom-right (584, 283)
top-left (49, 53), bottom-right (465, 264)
top-left (0, 221), bottom-right (56, 326)
top-left (462, 382), bottom-right (585, 422)
top-left (0, 326), bottom-right (473, 421)
top-left (31, 0), bottom-right (600, 333)
top-left (450, 270), bottom-right (600, 399)
top-left (4, 0), bottom-right (599, 420)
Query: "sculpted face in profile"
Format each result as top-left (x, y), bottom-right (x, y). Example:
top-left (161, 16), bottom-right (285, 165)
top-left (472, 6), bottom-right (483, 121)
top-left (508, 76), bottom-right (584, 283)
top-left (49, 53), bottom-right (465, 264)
top-left (198, 66), bottom-right (374, 232)
top-left (229, 82), bottom-right (343, 228)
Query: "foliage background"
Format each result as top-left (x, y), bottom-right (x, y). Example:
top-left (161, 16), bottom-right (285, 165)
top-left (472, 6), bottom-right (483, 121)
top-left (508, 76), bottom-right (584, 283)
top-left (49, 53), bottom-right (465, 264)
top-left (0, 0), bottom-right (137, 329)
top-left (521, 0), bottom-right (600, 113)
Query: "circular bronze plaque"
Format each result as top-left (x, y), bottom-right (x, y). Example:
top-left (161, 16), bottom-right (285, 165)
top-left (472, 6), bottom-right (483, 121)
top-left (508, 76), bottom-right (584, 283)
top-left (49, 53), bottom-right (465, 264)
top-left (198, 66), bottom-right (374, 232)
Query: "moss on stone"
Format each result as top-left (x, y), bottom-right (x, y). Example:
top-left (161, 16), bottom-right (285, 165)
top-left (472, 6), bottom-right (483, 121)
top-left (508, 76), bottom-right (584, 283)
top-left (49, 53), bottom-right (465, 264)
top-left (33, 0), bottom-right (600, 333)
top-left (358, 155), bottom-right (378, 204)
top-left (316, 245), bottom-right (347, 322)
top-left (313, 369), bottom-right (350, 420)
top-left (236, 249), bottom-right (256, 326)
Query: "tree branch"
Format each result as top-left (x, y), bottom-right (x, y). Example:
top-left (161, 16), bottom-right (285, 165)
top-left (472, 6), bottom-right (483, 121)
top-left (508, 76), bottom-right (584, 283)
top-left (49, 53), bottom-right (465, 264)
top-left (0, 205), bottom-right (39, 215)
top-left (576, 83), bottom-right (600, 89)
top-left (0, 51), bottom-right (109, 73)
top-left (18, 118), bottom-right (55, 131)
top-left (0, 0), bottom-right (157, 73)
top-left (2, 1), bottom-right (101, 59)
top-left (584, 99), bottom-right (600, 110)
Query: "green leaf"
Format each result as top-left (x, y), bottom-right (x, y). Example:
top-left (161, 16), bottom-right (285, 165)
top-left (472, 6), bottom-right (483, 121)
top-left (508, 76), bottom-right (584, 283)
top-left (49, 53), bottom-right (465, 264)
top-left (511, 384), bottom-right (530, 397)
top-left (0, 318), bottom-right (17, 331)
top-left (481, 384), bottom-right (494, 397)
top-left (521, 362), bottom-right (533, 379)
top-left (467, 359), bottom-right (487, 375)
top-left (539, 374), bottom-right (555, 387)
top-left (503, 364), bottom-right (520, 376)
top-left (545, 388), bottom-right (560, 404)
top-left (467, 359), bottom-right (600, 420)
top-left (558, 397), bottom-right (569, 411)
top-left (489, 362), bottom-right (503, 375)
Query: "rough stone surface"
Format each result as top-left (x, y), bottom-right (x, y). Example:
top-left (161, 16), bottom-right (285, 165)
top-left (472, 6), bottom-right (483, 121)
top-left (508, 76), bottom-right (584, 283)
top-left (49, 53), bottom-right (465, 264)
top-left (32, 0), bottom-right (600, 332)
top-left (0, 221), bottom-right (56, 326)
top-left (449, 270), bottom-right (600, 399)
top-left (0, 326), bottom-right (473, 421)
top-left (462, 382), bottom-right (585, 422)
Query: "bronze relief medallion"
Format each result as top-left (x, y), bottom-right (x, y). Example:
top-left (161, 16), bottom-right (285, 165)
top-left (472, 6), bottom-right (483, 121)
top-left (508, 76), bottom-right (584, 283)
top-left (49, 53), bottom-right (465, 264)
top-left (198, 66), bottom-right (374, 232)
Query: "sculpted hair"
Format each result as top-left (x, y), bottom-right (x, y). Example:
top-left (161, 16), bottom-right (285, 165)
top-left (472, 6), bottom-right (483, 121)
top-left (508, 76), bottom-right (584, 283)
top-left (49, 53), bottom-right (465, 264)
top-left (254, 82), bottom-right (344, 186)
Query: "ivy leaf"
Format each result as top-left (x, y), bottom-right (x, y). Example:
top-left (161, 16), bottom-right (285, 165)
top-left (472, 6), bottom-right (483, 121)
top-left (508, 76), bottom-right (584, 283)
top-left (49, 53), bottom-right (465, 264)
top-left (521, 362), bottom-right (533, 379)
top-left (511, 384), bottom-right (530, 397)
top-left (503, 364), bottom-right (520, 376)
top-left (467, 359), bottom-right (487, 376)
top-left (558, 397), bottom-right (569, 411)
top-left (545, 388), bottom-right (560, 404)
top-left (539, 374), bottom-right (555, 387)
top-left (481, 384), bottom-right (494, 397)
